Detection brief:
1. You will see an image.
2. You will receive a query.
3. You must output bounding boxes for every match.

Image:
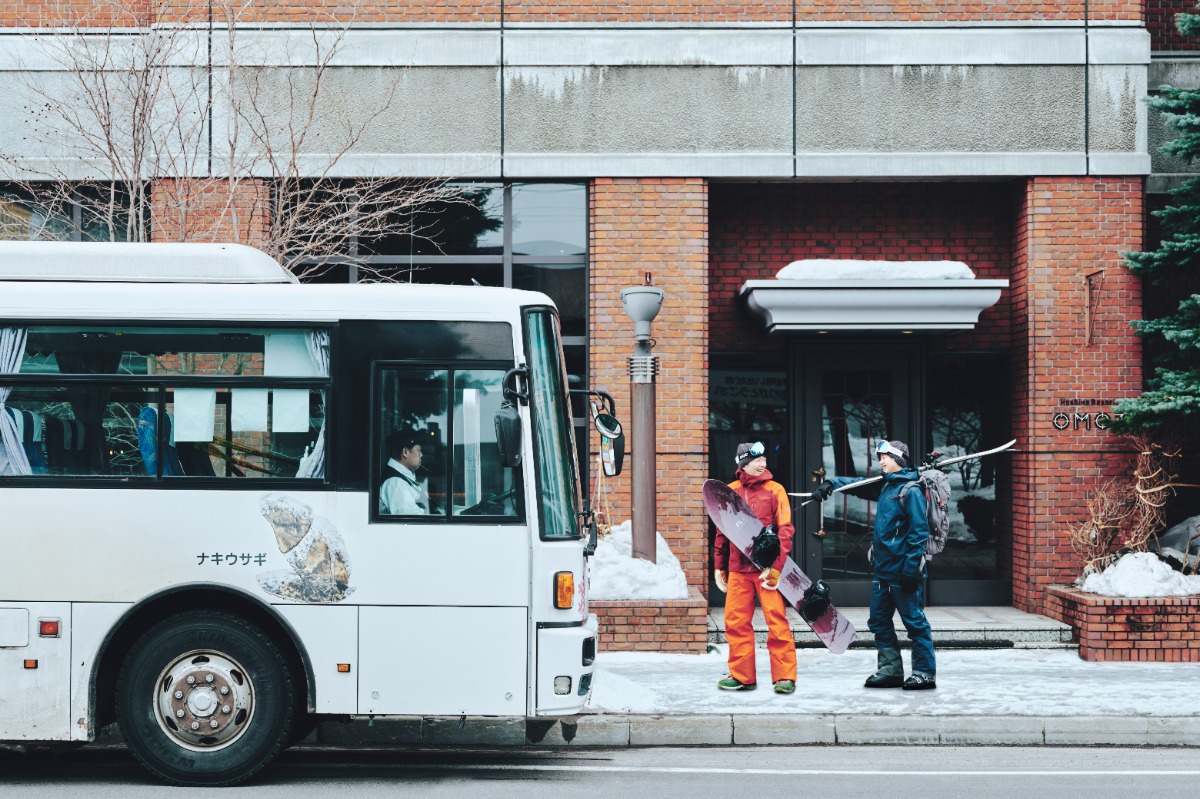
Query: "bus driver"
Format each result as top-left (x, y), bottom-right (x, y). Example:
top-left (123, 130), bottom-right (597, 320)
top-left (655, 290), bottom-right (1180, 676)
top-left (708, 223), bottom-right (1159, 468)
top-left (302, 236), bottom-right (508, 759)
top-left (380, 429), bottom-right (430, 515)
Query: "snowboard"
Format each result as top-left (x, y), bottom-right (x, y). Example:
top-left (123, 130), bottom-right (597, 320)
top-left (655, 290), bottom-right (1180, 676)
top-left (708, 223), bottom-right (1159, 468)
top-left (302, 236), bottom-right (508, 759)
top-left (703, 479), bottom-right (856, 654)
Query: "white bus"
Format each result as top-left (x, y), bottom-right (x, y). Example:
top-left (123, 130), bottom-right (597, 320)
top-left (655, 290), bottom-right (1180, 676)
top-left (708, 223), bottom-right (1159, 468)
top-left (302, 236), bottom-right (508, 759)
top-left (0, 242), bottom-right (622, 786)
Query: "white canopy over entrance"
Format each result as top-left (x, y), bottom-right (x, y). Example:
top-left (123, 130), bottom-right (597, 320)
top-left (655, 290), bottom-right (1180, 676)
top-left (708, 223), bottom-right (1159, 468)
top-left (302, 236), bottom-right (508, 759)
top-left (739, 259), bottom-right (1008, 333)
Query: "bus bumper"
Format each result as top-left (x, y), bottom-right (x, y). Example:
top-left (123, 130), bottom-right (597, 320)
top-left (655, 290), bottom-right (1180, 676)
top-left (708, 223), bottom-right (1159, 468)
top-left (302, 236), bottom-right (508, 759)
top-left (534, 623), bottom-right (597, 715)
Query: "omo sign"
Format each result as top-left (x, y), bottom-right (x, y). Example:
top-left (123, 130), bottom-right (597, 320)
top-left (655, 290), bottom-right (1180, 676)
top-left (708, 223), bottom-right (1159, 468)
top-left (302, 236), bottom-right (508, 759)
top-left (1051, 399), bottom-right (1123, 432)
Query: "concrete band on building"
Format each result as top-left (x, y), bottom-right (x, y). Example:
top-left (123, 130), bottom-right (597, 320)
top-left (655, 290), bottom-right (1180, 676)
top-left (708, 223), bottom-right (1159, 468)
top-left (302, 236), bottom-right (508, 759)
top-left (0, 1), bottom-right (1192, 617)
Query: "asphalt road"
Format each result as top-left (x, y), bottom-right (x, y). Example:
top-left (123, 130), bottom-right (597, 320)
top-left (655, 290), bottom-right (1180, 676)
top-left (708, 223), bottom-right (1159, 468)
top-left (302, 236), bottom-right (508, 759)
top-left (1, 745), bottom-right (1196, 797)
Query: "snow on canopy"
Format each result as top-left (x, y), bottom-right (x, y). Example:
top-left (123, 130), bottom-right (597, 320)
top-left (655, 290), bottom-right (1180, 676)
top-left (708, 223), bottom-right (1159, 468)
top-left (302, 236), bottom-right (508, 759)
top-left (776, 260), bottom-right (976, 281)
top-left (1080, 551), bottom-right (1200, 598)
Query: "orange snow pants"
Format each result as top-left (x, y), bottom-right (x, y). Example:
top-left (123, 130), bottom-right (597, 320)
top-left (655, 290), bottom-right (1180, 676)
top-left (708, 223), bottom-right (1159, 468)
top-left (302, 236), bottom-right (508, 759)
top-left (724, 570), bottom-right (797, 685)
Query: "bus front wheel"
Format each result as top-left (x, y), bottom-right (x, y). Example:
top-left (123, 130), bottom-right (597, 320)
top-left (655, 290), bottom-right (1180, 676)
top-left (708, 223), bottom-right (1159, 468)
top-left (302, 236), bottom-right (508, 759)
top-left (116, 611), bottom-right (294, 787)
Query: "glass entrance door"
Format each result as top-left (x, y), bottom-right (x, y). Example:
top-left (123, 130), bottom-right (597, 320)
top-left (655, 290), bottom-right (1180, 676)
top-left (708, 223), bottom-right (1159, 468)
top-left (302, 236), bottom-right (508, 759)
top-left (797, 353), bottom-right (912, 607)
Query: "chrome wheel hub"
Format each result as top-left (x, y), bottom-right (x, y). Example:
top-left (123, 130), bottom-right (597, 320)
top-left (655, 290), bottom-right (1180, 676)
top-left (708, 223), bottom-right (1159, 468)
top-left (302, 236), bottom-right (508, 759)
top-left (154, 652), bottom-right (254, 751)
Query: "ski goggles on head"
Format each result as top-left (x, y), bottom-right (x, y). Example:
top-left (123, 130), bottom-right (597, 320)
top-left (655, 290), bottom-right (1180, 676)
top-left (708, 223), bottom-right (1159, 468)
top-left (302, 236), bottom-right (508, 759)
top-left (735, 441), bottom-right (766, 467)
top-left (875, 440), bottom-right (906, 462)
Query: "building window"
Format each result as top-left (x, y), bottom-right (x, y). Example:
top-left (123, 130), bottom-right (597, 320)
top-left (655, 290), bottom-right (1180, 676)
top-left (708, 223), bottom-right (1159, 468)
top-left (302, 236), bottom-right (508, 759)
top-left (708, 361), bottom-right (789, 485)
top-left (0, 187), bottom-right (133, 242)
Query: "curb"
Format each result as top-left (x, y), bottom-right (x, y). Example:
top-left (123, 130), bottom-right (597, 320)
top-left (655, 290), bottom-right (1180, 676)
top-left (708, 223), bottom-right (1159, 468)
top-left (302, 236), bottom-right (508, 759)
top-left (294, 714), bottom-right (1200, 748)
top-left (83, 714), bottom-right (1200, 751)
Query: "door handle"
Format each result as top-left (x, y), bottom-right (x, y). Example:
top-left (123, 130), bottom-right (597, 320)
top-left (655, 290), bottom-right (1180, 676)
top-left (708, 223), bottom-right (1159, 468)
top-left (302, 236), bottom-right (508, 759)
top-left (809, 466), bottom-right (827, 538)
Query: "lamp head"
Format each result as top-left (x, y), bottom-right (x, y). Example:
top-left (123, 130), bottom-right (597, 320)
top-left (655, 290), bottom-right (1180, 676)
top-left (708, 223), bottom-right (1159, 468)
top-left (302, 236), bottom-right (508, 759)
top-left (619, 286), bottom-right (664, 342)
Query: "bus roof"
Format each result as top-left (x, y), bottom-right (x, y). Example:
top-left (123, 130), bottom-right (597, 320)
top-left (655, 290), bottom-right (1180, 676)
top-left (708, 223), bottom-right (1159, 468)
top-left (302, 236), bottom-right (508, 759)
top-left (0, 279), bottom-right (556, 324)
top-left (0, 242), bottom-right (297, 284)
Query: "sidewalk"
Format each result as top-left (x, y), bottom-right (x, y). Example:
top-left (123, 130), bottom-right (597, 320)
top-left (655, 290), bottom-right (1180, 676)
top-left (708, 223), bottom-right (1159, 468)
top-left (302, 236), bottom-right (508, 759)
top-left (293, 644), bottom-right (1200, 750)
top-left (573, 645), bottom-right (1200, 746)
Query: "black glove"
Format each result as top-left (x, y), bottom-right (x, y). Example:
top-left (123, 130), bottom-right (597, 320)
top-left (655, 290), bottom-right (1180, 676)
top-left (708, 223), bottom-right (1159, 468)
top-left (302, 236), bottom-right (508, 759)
top-left (813, 480), bottom-right (835, 501)
top-left (900, 574), bottom-right (921, 594)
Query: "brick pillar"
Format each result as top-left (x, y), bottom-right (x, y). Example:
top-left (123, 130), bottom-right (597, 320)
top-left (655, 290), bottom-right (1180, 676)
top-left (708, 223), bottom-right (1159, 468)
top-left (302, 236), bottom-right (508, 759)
top-left (151, 178), bottom-right (270, 248)
top-left (590, 178), bottom-right (709, 592)
top-left (1010, 177), bottom-right (1144, 613)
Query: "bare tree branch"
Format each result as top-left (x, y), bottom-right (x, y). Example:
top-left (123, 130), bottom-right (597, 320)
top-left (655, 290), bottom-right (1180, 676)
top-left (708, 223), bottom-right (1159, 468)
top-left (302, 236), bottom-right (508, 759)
top-left (2, 0), bottom-right (475, 280)
top-left (1068, 434), bottom-right (1184, 579)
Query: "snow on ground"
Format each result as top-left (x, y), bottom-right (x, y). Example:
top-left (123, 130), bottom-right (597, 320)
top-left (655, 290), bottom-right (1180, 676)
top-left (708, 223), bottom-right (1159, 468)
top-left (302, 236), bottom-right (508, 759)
top-left (1080, 551), bottom-right (1200, 598)
top-left (585, 647), bottom-right (1200, 717)
top-left (588, 521), bottom-right (689, 601)
top-left (777, 260), bottom-right (976, 281)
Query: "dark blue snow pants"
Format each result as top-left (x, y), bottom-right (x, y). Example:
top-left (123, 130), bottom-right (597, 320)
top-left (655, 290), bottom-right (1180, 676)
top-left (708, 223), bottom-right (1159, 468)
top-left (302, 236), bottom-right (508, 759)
top-left (869, 577), bottom-right (936, 677)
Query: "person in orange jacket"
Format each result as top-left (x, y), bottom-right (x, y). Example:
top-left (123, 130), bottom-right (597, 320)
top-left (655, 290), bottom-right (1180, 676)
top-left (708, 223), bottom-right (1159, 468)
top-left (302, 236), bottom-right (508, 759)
top-left (713, 441), bottom-right (797, 694)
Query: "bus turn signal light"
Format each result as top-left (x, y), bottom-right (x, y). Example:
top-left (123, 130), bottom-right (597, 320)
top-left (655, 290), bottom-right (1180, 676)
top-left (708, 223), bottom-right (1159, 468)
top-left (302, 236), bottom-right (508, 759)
top-left (23, 660), bottom-right (37, 670)
top-left (38, 620), bottom-right (60, 638)
top-left (554, 572), bottom-right (574, 609)
top-left (337, 664), bottom-right (351, 673)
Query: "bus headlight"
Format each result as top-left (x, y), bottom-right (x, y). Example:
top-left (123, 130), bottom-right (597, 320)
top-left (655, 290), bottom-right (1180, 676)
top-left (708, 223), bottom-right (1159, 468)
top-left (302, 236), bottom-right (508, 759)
top-left (554, 676), bottom-right (572, 695)
top-left (554, 571), bottom-right (574, 609)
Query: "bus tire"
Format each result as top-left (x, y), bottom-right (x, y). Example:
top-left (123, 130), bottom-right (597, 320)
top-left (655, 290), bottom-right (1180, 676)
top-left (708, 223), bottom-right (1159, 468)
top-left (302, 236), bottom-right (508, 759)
top-left (116, 611), bottom-right (294, 787)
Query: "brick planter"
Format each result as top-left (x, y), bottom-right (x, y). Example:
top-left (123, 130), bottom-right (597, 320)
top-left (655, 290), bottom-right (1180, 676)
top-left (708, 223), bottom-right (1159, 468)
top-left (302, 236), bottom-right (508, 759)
top-left (591, 587), bottom-right (709, 654)
top-left (1045, 586), bottom-right (1200, 662)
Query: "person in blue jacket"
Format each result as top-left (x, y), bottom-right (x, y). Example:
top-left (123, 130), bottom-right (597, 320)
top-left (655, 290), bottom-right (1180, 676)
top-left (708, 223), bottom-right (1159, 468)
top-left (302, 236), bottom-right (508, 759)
top-left (813, 439), bottom-right (936, 690)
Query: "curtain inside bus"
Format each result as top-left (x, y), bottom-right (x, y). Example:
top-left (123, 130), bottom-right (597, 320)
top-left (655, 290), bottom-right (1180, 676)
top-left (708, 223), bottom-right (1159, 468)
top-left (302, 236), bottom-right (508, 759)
top-left (0, 326), bottom-right (31, 476)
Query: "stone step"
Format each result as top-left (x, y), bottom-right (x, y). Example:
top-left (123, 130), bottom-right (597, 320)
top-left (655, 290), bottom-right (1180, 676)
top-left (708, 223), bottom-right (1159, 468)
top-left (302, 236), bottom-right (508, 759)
top-left (708, 605), bottom-right (1076, 650)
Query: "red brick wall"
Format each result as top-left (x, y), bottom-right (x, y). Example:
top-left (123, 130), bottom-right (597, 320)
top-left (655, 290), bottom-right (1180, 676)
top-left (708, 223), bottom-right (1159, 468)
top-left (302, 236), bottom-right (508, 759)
top-left (1011, 178), bottom-right (1144, 613)
top-left (590, 178), bottom-right (709, 592)
top-left (1148, 1), bottom-right (1197, 52)
top-left (591, 589), bottom-right (709, 653)
top-left (793, 2), bottom-right (1138, 22)
top-left (0, 1), bottom-right (1142, 26)
top-left (504, 2), bottom-right (791, 22)
top-left (151, 178), bottom-right (270, 248)
top-left (710, 182), bottom-right (1016, 356)
top-left (0, 1), bottom-right (500, 27)
top-left (1046, 586), bottom-right (1200, 662)
top-left (186, 1), bottom-right (502, 25)
top-left (5, 1), bottom-right (153, 26)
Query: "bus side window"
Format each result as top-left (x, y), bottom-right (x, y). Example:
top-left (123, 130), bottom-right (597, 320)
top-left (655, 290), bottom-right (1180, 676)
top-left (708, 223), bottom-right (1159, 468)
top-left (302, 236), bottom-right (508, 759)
top-left (163, 387), bottom-right (326, 479)
top-left (0, 385), bottom-right (155, 478)
top-left (3, 324), bottom-right (330, 482)
top-left (452, 370), bottom-right (519, 518)
top-left (373, 366), bottom-right (520, 522)
top-left (377, 369), bottom-right (448, 518)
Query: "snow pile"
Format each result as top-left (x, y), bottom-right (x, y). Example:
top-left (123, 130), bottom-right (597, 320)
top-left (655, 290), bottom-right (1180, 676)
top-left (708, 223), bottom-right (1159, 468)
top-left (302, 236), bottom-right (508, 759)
top-left (588, 521), bottom-right (689, 600)
top-left (776, 259), bottom-right (975, 281)
top-left (1080, 552), bottom-right (1200, 598)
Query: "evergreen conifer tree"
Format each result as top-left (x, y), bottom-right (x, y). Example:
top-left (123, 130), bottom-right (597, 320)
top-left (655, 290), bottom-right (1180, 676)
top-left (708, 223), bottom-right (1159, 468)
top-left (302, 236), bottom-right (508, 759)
top-left (1112, 13), bottom-right (1200, 432)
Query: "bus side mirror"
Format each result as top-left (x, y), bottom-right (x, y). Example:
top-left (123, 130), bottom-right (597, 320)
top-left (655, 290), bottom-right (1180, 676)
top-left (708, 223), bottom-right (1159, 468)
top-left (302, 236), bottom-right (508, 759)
top-left (494, 401), bottom-right (522, 467)
top-left (596, 417), bottom-right (625, 477)
top-left (573, 390), bottom-right (625, 477)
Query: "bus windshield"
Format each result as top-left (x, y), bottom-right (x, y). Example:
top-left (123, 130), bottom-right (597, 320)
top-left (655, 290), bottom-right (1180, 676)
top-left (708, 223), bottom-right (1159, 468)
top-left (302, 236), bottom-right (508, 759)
top-left (525, 308), bottom-right (581, 539)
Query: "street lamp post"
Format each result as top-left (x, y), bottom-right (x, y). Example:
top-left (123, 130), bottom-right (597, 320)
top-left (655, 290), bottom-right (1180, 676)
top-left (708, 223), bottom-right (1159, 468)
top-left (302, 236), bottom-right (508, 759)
top-left (620, 276), bottom-right (664, 564)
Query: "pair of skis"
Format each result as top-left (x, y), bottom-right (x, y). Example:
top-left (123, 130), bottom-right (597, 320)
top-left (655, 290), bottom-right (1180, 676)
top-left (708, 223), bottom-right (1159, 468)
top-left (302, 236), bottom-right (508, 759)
top-left (788, 439), bottom-right (1017, 506)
